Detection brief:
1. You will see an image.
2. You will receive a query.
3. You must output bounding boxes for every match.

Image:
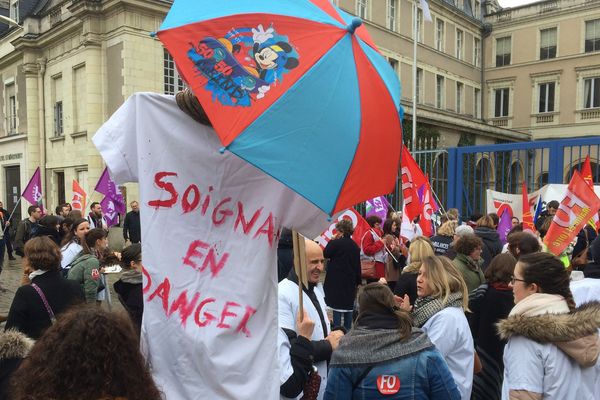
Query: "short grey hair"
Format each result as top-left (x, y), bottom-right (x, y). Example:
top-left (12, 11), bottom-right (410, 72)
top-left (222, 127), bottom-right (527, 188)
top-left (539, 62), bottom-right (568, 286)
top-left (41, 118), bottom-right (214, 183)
top-left (454, 224), bottom-right (474, 237)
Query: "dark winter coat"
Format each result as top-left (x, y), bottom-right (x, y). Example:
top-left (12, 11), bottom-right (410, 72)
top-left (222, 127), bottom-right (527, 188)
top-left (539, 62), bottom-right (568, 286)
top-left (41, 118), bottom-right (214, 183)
top-left (114, 273), bottom-right (143, 336)
top-left (468, 284), bottom-right (514, 400)
top-left (430, 234), bottom-right (453, 256)
top-left (0, 330), bottom-right (34, 400)
top-left (5, 271), bottom-right (83, 339)
top-left (584, 235), bottom-right (600, 278)
top-left (31, 225), bottom-right (61, 246)
top-left (277, 229), bottom-right (294, 283)
top-left (123, 210), bottom-right (141, 243)
top-left (323, 235), bottom-right (361, 310)
top-left (473, 227), bottom-right (502, 270)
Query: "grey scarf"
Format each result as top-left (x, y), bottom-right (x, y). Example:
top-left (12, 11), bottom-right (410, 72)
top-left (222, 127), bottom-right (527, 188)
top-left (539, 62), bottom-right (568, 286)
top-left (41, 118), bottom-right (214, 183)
top-left (120, 269), bottom-right (143, 284)
top-left (412, 292), bottom-right (464, 328)
top-left (330, 327), bottom-right (433, 367)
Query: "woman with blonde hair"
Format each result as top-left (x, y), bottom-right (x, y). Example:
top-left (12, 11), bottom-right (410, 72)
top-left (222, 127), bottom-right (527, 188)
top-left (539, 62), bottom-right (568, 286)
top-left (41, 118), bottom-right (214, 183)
top-left (400, 256), bottom-right (474, 400)
top-left (325, 283), bottom-right (460, 399)
top-left (394, 236), bottom-right (434, 305)
top-left (430, 220), bottom-right (458, 256)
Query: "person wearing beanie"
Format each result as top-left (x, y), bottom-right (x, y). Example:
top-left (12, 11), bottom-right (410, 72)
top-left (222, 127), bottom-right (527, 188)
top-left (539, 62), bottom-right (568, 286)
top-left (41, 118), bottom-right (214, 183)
top-left (113, 243), bottom-right (143, 336)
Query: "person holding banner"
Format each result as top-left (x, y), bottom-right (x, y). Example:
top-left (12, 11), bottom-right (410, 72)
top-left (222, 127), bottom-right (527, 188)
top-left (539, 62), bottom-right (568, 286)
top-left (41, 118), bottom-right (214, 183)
top-left (279, 239), bottom-right (344, 400)
top-left (498, 252), bottom-right (600, 400)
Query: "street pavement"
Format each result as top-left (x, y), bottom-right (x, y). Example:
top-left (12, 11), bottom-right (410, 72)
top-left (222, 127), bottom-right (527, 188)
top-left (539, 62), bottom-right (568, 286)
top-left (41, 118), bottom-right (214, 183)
top-left (0, 256), bottom-right (124, 324)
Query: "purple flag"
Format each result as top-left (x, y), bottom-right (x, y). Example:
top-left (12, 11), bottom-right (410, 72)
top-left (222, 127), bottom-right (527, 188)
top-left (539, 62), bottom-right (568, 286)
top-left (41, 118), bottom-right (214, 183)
top-left (22, 167), bottom-right (45, 213)
top-left (365, 196), bottom-right (389, 221)
top-left (497, 208), bottom-right (512, 244)
top-left (100, 195), bottom-right (124, 227)
top-left (95, 167), bottom-right (125, 211)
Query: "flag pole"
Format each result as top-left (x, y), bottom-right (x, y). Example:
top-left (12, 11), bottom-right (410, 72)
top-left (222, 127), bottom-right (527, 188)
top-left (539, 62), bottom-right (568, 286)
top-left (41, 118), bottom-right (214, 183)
top-left (412, 0), bottom-right (418, 153)
top-left (2, 197), bottom-right (21, 234)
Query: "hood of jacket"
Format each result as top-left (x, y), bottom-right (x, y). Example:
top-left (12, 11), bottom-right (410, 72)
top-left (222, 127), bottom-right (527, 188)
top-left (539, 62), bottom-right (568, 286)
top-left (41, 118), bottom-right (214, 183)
top-left (474, 226), bottom-right (500, 242)
top-left (497, 301), bottom-right (600, 367)
top-left (70, 252), bottom-right (95, 268)
top-left (0, 329), bottom-right (34, 360)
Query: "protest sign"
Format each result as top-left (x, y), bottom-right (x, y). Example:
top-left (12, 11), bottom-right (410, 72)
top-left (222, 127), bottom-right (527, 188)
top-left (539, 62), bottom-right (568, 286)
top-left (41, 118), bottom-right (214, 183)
top-left (93, 93), bottom-right (332, 399)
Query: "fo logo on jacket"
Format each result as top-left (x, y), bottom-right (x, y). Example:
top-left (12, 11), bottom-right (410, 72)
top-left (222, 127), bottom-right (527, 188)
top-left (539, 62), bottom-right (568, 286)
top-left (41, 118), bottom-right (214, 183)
top-left (377, 375), bottom-right (400, 395)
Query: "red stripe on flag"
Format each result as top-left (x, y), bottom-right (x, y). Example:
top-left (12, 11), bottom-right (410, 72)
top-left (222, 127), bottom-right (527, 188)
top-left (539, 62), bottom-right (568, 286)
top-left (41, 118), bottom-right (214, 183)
top-left (333, 39), bottom-right (402, 213)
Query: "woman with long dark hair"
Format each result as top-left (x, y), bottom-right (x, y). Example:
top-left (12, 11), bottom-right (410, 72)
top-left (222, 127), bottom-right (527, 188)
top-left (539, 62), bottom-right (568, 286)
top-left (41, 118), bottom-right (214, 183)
top-left (60, 218), bottom-right (90, 273)
top-left (9, 307), bottom-right (162, 400)
top-left (325, 283), bottom-right (460, 399)
top-left (67, 228), bottom-right (108, 303)
top-left (498, 252), bottom-right (600, 400)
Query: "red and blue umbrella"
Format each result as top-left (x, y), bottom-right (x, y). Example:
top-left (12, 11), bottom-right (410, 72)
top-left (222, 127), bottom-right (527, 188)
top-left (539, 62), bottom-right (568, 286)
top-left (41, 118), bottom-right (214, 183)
top-left (157, 0), bottom-right (403, 215)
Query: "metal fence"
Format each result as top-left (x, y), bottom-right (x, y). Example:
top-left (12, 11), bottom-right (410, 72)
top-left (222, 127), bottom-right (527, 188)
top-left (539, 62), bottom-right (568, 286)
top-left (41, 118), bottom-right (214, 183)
top-left (445, 137), bottom-right (600, 218)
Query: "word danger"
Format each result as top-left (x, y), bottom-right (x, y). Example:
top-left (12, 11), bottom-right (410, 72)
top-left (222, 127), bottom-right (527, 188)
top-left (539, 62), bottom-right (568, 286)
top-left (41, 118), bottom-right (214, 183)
top-left (143, 269), bottom-right (257, 337)
top-left (147, 172), bottom-right (277, 246)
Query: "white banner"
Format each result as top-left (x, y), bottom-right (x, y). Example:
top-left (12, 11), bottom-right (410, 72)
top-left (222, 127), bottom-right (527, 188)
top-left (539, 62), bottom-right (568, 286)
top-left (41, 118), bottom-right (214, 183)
top-left (486, 184), bottom-right (600, 218)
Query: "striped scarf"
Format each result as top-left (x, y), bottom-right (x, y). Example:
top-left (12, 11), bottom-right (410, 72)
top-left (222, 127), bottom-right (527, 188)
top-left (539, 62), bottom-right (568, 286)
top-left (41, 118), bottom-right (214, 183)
top-left (412, 292), bottom-right (464, 327)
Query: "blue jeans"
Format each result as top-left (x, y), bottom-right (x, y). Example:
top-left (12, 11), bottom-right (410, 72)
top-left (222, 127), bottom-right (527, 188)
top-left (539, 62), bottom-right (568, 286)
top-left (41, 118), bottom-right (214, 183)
top-left (332, 310), bottom-right (353, 331)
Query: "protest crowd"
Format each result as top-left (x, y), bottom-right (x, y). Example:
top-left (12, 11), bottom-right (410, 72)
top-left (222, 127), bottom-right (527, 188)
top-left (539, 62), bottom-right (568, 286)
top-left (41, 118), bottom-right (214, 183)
top-left (0, 88), bottom-right (595, 400)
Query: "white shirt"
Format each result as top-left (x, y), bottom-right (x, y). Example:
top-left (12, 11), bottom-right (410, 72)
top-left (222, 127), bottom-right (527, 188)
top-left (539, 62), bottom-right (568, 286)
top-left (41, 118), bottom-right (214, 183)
top-left (421, 306), bottom-right (474, 400)
top-left (93, 93), bottom-right (331, 400)
top-left (278, 279), bottom-right (330, 400)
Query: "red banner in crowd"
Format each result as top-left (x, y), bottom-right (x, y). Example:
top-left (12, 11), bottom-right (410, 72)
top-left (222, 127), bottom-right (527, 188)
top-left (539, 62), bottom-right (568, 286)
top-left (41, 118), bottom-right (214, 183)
top-left (522, 182), bottom-right (535, 232)
top-left (401, 145), bottom-right (427, 221)
top-left (418, 178), bottom-right (438, 237)
top-left (543, 171), bottom-right (600, 255)
top-left (581, 155), bottom-right (600, 231)
top-left (72, 179), bottom-right (87, 211)
top-left (316, 208), bottom-right (371, 249)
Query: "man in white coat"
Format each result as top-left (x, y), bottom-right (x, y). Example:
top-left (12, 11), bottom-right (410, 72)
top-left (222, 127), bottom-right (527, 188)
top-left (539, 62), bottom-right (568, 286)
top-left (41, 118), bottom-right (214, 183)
top-left (278, 239), bottom-right (344, 399)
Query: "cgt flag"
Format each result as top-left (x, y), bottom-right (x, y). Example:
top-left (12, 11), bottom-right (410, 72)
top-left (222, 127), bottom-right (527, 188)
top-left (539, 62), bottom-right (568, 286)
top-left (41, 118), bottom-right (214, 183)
top-left (401, 145), bottom-right (427, 221)
top-left (522, 182), bottom-right (535, 232)
top-left (22, 167), bottom-right (44, 213)
top-left (72, 180), bottom-right (87, 212)
top-left (543, 170), bottom-right (600, 256)
top-left (580, 155), bottom-right (600, 231)
top-left (418, 177), bottom-right (438, 237)
top-left (316, 208), bottom-right (371, 250)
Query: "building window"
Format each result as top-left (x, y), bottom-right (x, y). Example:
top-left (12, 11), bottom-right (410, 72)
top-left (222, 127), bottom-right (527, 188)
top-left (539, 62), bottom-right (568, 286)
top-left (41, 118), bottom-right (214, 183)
top-left (456, 29), bottom-right (464, 60)
top-left (585, 19), bottom-right (600, 53)
top-left (436, 19), bottom-right (445, 51)
top-left (387, 0), bottom-right (397, 31)
top-left (474, 37), bottom-right (481, 67)
top-left (7, 96), bottom-right (16, 135)
top-left (413, 8), bottom-right (423, 43)
top-left (538, 82), bottom-right (555, 113)
top-left (494, 88), bottom-right (509, 117)
top-left (54, 101), bottom-right (63, 136)
top-left (474, 0), bottom-right (481, 18)
top-left (436, 75), bottom-right (445, 109)
top-left (357, 0), bottom-right (370, 20)
top-left (55, 171), bottom-right (65, 206)
top-left (584, 77), bottom-right (600, 108)
top-left (456, 82), bottom-right (463, 113)
top-left (496, 37), bottom-right (511, 67)
top-left (474, 88), bottom-right (481, 118)
top-left (163, 49), bottom-right (185, 95)
top-left (388, 58), bottom-right (398, 74)
top-left (416, 68), bottom-right (423, 104)
top-left (540, 28), bottom-right (557, 60)
top-left (9, 1), bottom-right (18, 23)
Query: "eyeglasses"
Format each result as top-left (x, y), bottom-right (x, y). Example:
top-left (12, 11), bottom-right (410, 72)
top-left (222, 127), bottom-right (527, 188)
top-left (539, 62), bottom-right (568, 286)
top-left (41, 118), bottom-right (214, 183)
top-left (510, 276), bottom-right (526, 285)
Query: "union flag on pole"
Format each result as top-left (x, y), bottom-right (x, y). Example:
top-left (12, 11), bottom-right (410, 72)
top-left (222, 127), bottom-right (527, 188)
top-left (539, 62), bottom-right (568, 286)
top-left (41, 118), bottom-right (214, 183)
top-left (72, 180), bottom-right (87, 212)
top-left (418, 177), bottom-right (438, 237)
top-left (522, 182), bottom-right (535, 232)
top-left (401, 145), bottom-right (427, 221)
top-left (22, 167), bottom-right (44, 213)
top-left (543, 170), bottom-right (600, 256)
top-left (316, 208), bottom-right (371, 249)
top-left (580, 155), bottom-right (600, 231)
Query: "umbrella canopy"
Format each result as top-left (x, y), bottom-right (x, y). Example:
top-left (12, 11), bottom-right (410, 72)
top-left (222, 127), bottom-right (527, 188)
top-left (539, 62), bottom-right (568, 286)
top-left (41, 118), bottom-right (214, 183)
top-left (157, 0), bottom-right (402, 215)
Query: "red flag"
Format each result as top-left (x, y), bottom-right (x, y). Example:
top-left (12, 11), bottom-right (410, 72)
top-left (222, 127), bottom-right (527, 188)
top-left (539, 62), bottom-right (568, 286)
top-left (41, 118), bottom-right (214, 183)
top-left (580, 155), bottom-right (600, 231)
top-left (316, 208), bottom-right (371, 249)
top-left (72, 180), bottom-right (87, 212)
top-left (522, 182), bottom-right (535, 232)
top-left (418, 178), bottom-right (437, 237)
top-left (543, 171), bottom-right (600, 255)
top-left (401, 145), bottom-right (427, 221)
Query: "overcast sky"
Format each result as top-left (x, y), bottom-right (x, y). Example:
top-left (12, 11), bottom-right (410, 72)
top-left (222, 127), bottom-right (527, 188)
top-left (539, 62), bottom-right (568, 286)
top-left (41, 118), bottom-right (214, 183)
top-left (497, 0), bottom-right (540, 8)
